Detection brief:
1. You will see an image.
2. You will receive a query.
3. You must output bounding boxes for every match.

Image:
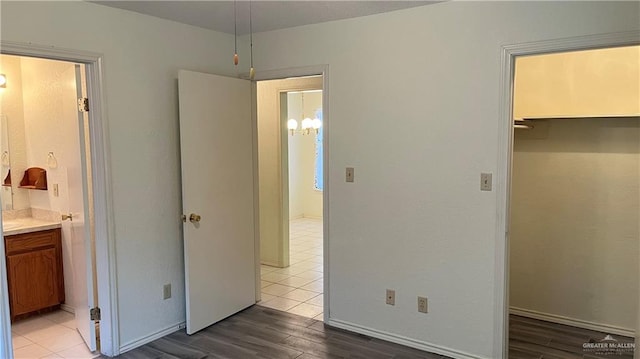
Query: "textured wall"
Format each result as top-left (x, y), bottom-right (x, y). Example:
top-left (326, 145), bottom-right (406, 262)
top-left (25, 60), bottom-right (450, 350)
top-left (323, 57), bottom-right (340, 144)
top-left (1, 1), bottom-right (238, 351)
top-left (251, 2), bottom-right (640, 357)
top-left (510, 117), bottom-right (639, 332)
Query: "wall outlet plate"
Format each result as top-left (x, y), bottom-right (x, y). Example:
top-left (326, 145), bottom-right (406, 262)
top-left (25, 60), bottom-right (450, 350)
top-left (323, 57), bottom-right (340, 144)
top-left (418, 296), bottom-right (428, 313)
top-left (386, 289), bottom-right (395, 305)
top-left (163, 284), bottom-right (171, 300)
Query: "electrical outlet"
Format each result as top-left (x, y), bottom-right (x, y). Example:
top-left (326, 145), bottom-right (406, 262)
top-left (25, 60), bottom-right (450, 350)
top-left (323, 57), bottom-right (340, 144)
top-left (418, 296), bottom-right (428, 313)
top-left (163, 284), bottom-right (171, 300)
top-left (346, 167), bottom-right (355, 183)
top-left (386, 289), bottom-right (395, 306)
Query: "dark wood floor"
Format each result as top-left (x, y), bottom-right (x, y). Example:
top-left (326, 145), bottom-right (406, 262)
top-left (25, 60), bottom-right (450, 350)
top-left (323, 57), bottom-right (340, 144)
top-left (111, 305), bottom-right (449, 358)
top-left (107, 306), bottom-right (635, 359)
top-left (510, 315), bottom-right (635, 359)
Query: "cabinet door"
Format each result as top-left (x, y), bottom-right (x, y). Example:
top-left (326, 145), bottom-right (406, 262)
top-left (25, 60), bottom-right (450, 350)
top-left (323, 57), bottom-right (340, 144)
top-left (7, 248), bottom-right (60, 317)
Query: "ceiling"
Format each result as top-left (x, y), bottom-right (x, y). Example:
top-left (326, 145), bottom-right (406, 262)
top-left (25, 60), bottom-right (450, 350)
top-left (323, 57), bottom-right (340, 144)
top-left (91, 1), bottom-right (436, 35)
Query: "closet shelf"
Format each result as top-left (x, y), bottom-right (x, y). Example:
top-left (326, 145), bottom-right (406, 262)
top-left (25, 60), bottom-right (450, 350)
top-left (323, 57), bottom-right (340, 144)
top-left (3, 169), bottom-right (10, 187)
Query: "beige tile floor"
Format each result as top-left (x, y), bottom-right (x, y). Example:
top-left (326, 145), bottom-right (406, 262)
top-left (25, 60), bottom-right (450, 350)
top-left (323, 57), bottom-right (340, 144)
top-left (11, 310), bottom-right (97, 359)
top-left (258, 217), bottom-right (324, 321)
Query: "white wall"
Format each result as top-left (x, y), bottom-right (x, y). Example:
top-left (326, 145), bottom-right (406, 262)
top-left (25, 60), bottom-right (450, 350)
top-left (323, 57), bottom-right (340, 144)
top-left (513, 46), bottom-right (640, 119)
top-left (21, 57), bottom-right (79, 214)
top-left (287, 91), bottom-right (322, 219)
top-left (2, 1), bottom-right (639, 357)
top-left (1, 1), bottom-right (238, 351)
top-left (250, 2), bottom-right (640, 357)
top-left (510, 118), bottom-right (639, 333)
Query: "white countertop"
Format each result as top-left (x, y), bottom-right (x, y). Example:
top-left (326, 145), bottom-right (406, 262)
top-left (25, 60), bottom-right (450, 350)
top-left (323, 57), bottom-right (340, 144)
top-left (3, 217), bottom-right (62, 236)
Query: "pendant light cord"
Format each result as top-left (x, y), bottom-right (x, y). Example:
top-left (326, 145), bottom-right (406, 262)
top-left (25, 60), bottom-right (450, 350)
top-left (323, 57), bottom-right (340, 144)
top-left (233, 0), bottom-right (238, 65)
top-left (250, 0), bottom-right (253, 68)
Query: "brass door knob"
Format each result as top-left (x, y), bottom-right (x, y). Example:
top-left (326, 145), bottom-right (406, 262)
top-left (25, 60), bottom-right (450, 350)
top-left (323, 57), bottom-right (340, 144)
top-left (189, 213), bottom-right (201, 223)
top-left (61, 213), bottom-right (73, 221)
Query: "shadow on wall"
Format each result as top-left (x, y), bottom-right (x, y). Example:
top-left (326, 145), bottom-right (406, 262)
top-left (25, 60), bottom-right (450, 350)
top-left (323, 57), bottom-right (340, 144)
top-left (515, 117), bottom-right (639, 153)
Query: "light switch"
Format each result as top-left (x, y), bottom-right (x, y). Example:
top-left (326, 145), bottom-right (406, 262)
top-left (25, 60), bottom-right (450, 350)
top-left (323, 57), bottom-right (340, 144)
top-left (480, 173), bottom-right (492, 191)
top-left (53, 184), bottom-right (59, 197)
top-left (346, 167), bottom-right (354, 183)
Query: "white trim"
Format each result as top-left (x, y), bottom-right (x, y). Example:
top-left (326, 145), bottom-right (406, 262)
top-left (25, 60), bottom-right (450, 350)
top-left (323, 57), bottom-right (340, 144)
top-left (251, 81), bottom-right (261, 304)
top-left (0, 211), bottom-right (13, 358)
top-left (320, 69), bottom-right (330, 323)
top-left (327, 318), bottom-right (489, 359)
top-left (495, 30), bottom-right (640, 359)
top-left (0, 41), bottom-right (119, 357)
top-left (118, 322), bottom-right (186, 354)
top-left (510, 307), bottom-right (635, 338)
top-left (251, 65), bottom-right (325, 82)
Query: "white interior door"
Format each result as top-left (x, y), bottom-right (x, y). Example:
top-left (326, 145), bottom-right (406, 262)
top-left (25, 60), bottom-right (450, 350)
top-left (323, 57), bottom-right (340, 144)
top-left (69, 64), bottom-right (96, 351)
top-left (178, 70), bottom-right (256, 335)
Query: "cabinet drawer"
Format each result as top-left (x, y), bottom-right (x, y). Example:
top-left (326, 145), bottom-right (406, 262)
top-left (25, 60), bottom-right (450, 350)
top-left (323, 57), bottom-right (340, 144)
top-left (5, 229), bottom-right (60, 254)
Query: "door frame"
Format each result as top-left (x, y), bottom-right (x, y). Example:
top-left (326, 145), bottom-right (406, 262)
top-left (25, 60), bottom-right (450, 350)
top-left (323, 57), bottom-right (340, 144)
top-left (0, 41), bottom-right (118, 357)
top-left (252, 65), bottom-right (330, 322)
top-left (493, 31), bottom-right (640, 359)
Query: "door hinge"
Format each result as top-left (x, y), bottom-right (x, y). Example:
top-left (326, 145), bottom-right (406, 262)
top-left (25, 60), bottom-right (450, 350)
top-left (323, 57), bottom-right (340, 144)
top-left (90, 307), bottom-right (101, 321)
top-left (78, 97), bottom-right (89, 112)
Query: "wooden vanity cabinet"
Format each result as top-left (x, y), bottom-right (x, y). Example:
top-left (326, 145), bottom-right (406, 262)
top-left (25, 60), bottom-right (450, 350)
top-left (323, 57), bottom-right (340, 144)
top-left (4, 228), bottom-right (64, 321)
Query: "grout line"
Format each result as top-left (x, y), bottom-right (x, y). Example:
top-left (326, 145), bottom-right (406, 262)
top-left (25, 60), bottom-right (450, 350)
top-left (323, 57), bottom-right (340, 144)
top-left (258, 218), bottom-right (324, 320)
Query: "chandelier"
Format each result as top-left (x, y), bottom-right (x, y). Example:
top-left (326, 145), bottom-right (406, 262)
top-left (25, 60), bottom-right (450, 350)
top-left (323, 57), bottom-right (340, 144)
top-left (287, 92), bottom-right (322, 136)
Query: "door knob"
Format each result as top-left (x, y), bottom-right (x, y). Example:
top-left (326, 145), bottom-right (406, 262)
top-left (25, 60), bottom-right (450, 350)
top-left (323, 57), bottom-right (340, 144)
top-left (61, 213), bottom-right (73, 221)
top-left (189, 213), bottom-right (201, 223)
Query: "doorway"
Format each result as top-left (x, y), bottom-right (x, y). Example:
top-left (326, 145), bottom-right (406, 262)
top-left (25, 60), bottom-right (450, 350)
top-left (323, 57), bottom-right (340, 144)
top-left (0, 43), bottom-right (115, 358)
top-left (0, 54), bottom-right (98, 358)
top-left (497, 37), bottom-right (640, 358)
top-left (255, 75), bottom-right (326, 321)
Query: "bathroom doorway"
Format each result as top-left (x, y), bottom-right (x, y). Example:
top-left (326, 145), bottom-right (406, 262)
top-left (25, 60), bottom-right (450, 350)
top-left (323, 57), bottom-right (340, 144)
top-left (255, 75), bottom-right (326, 321)
top-left (0, 48), bottom-right (110, 358)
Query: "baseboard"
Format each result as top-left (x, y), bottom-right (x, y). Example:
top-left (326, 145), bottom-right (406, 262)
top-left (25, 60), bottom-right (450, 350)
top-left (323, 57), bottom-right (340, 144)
top-left (326, 318), bottom-right (489, 359)
top-left (61, 304), bottom-right (75, 314)
top-left (510, 307), bottom-right (635, 337)
top-left (119, 321), bottom-right (186, 354)
top-left (260, 260), bottom-right (283, 268)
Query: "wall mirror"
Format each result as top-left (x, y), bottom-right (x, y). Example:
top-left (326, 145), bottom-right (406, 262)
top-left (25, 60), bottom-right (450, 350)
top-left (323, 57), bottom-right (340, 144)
top-left (0, 114), bottom-right (13, 210)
